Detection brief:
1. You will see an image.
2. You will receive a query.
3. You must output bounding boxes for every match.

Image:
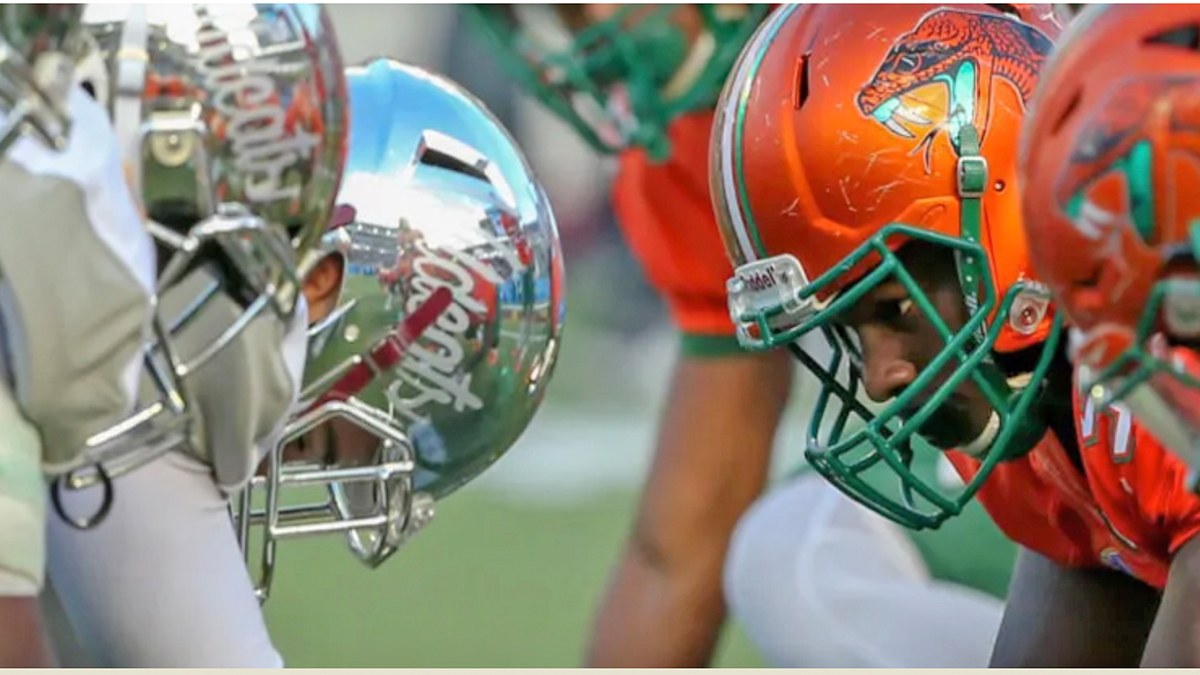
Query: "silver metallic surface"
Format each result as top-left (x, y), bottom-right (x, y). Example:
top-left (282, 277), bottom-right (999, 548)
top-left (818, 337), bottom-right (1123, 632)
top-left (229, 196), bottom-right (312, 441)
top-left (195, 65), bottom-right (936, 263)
top-left (0, 5), bottom-right (85, 154)
top-left (236, 59), bottom-right (567, 601)
top-left (55, 3), bottom-right (349, 528)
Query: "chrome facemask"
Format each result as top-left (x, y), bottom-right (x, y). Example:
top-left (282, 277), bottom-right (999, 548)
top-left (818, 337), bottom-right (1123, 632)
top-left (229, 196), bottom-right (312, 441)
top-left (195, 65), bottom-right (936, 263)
top-left (52, 3), bottom-right (347, 529)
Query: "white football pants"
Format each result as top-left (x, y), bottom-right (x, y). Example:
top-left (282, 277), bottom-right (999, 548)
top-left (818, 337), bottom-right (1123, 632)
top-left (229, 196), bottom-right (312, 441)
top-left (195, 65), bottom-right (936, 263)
top-left (40, 450), bottom-right (282, 667)
top-left (37, 294), bottom-right (310, 667)
top-left (723, 472), bottom-right (1004, 667)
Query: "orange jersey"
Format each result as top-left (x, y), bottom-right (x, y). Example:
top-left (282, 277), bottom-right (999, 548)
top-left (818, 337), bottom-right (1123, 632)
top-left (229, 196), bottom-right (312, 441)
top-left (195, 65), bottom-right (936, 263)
top-left (612, 112), bottom-right (737, 337)
top-left (947, 364), bottom-right (1200, 589)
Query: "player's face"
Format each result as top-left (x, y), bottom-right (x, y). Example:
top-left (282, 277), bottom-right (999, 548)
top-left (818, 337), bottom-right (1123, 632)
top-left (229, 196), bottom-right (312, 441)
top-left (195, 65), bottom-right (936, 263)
top-left (832, 241), bottom-right (995, 451)
top-left (301, 253), bottom-right (345, 326)
top-left (280, 416), bottom-right (380, 469)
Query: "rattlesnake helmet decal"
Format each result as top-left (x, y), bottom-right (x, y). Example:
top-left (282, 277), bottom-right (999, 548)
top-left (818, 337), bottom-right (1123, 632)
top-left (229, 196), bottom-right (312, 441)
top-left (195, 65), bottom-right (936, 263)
top-left (857, 7), bottom-right (1054, 172)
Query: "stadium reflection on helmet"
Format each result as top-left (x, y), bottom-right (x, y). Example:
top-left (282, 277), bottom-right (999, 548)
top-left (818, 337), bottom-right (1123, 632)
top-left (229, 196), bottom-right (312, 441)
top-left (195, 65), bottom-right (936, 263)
top-left (53, 3), bottom-right (348, 528)
top-left (234, 59), bottom-right (567, 601)
top-left (0, 4), bottom-right (86, 154)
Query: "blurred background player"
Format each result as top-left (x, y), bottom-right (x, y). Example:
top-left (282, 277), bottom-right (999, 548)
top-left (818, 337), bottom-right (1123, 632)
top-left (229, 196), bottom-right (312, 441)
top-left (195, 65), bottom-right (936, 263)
top-left (0, 5), bottom-right (158, 666)
top-left (1019, 3), bottom-right (1200, 493)
top-left (1019, 6), bottom-right (1200, 663)
top-left (466, 3), bottom-right (1020, 667)
top-left (715, 3), bottom-right (1200, 666)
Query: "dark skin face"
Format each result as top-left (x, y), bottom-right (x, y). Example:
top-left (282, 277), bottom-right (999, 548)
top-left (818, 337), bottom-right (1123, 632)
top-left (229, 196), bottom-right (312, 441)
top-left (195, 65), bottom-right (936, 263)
top-left (279, 415), bottom-right (380, 468)
top-left (258, 252), bottom-right (381, 470)
top-left (834, 240), bottom-right (995, 451)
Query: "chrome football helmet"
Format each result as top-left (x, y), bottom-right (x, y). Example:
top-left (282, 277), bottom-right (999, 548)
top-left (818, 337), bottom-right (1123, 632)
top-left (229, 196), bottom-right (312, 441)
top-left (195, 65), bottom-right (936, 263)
top-left (53, 3), bottom-right (347, 528)
top-left (235, 59), bottom-right (567, 601)
top-left (0, 4), bottom-right (86, 154)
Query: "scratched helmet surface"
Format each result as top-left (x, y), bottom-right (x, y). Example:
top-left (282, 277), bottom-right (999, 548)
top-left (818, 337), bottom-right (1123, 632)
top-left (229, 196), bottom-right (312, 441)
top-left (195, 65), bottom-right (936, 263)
top-left (711, 4), bottom-right (1065, 530)
top-left (238, 59), bottom-right (566, 598)
top-left (56, 3), bottom-right (348, 520)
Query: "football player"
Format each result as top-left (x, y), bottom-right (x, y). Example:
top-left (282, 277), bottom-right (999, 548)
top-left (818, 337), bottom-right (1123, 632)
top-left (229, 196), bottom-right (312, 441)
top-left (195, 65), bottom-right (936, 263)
top-left (1020, 4), bottom-right (1200, 486)
top-left (714, 3), bottom-right (1200, 666)
top-left (42, 4), bottom-right (343, 667)
top-left (1019, 5), bottom-right (1200, 663)
top-left (236, 56), bottom-right (565, 606)
top-left (466, 3), bottom-right (1020, 667)
top-left (44, 46), bottom-right (565, 671)
top-left (0, 5), bottom-right (158, 667)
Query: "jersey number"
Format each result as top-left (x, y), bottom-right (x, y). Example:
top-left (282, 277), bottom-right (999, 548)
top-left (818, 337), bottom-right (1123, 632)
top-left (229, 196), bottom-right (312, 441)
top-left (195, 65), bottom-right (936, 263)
top-left (1080, 395), bottom-right (1134, 464)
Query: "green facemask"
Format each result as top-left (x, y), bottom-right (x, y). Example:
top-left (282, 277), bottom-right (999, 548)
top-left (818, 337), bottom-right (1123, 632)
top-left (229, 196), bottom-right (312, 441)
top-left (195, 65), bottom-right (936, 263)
top-left (1083, 231), bottom-right (1200, 408)
top-left (462, 3), bottom-right (769, 162)
top-left (726, 126), bottom-right (1065, 530)
top-left (1064, 142), bottom-right (1200, 404)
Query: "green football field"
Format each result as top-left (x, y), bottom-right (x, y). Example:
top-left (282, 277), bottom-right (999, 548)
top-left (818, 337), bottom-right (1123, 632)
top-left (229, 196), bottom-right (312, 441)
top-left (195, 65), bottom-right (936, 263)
top-left (257, 250), bottom-right (763, 666)
top-left (261, 485), bottom-right (765, 668)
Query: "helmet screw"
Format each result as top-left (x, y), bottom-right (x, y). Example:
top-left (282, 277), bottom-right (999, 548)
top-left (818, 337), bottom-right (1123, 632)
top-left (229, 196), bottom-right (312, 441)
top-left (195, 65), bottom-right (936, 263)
top-left (1009, 285), bottom-right (1051, 335)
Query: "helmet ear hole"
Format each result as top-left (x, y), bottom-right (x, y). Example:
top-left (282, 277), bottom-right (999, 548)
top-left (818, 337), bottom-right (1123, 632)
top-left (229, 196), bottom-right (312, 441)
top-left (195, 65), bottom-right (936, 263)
top-left (792, 53), bottom-right (811, 111)
top-left (1143, 23), bottom-right (1200, 51)
top-left (79, 80), bottom-right (96, 100)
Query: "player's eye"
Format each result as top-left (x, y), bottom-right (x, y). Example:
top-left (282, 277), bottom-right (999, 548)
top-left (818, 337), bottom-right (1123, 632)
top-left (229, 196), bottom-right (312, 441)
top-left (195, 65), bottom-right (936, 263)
top-left (877, 297), bottom-right (915, 326)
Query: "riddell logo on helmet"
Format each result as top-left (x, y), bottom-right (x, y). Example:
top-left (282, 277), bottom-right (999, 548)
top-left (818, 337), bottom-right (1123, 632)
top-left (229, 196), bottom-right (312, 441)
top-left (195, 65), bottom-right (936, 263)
top-left (741, 267), bottom-right (779, 292)
top-left (194, 4), bottom-right (319, 205)
top-left (855, 8), bottom-right (1053, 171)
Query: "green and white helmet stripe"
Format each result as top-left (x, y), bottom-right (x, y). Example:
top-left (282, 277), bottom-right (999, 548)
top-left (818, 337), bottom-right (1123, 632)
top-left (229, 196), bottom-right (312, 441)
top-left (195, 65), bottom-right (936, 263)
top-left (715, 4), bottom-right (798, 265)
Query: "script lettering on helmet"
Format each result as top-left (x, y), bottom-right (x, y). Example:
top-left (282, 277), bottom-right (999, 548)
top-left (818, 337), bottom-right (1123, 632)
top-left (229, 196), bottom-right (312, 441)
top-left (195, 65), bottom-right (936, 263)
top-left (385, 241), bottom-right (506, 423)
top-left (193, 5), bottom-right (318, 205)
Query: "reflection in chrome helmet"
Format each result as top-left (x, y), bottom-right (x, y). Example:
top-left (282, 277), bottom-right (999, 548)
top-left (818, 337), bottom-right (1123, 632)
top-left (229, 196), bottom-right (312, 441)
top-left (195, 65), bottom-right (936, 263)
top-left (0, 4), bottom-right (86, 154)
top-left (236, 59), bottom-right (566, 601)
top-left (54, 3), bottom-right (348, 529)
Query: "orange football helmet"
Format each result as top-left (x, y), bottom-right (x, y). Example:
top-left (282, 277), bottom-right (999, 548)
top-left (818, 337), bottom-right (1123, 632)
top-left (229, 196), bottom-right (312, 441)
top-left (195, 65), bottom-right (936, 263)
top-left (1019, 4), bottom-right (1200, 485)
top-left (711, 4), bottom-right (1065, 528)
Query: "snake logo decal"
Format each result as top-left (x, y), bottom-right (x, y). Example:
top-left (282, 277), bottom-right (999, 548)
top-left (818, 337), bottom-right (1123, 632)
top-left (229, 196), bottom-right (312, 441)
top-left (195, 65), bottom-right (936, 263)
top-left (857, 8), bottom-right (1053, 171)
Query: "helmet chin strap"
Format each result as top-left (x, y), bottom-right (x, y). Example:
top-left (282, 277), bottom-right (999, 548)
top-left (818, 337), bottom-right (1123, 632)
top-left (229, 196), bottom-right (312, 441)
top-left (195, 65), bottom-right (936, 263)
top-left (958, 409), bottom-right (999, 459)
top-left (958, 368), bottom-right (1043, 459)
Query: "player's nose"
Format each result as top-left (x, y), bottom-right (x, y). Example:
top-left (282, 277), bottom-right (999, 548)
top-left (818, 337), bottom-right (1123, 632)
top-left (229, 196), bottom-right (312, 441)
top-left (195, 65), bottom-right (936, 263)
top-left (858, 326), bottom-right (918, 403)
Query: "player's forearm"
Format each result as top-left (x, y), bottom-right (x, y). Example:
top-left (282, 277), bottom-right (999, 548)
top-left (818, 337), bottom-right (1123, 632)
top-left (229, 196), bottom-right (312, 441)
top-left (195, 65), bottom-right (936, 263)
top-left (1142, 536), bottom-right (1200, 667)
top-left (0, 597), bottom-right (57, 667)
top-left (991, 548), bottom-right (1158, 667)
top-left (0, 385), bottom-right (53, 666)
top-left (585, 349), bottom-right (793, 667)
top-left (585, 545), bottom-right (726, 667)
